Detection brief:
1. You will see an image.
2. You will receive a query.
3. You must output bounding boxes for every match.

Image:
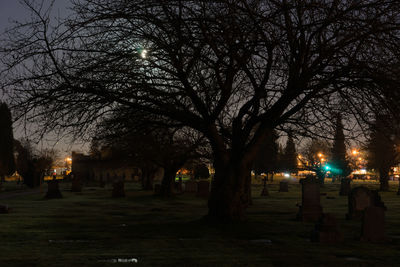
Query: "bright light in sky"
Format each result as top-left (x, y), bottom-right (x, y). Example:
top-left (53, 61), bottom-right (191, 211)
top-left (141, 49), bottom-right (148, 58)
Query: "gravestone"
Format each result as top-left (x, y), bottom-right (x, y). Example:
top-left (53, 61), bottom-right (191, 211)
top-left (154, 184), bottom-right (162, 195)
top-left (112, 181), bottom-right (125, 198)
top-left (339, 178), bottom-right (351, 196)
top-left (361, 206), bottom-right (387, 242)
top-left (346, 186), bottom-right (386, 219)
top-left (297, 176), bottom-right (323, 222)
top-left (311, 213), bottom-right (343, 243)
top-left (0, 205), bottom-right (10, 214)
top-left (279, 181), bottom-right (289, 192)
top-left (196, 180), bottom-right (210, 197)
top-left (45, 180), bottom-right (63, 199)
top-left (346, 186), bottom-right (372, 220)
top-left (71, 178), bottom-right (82, 192)
top-left (184, 180), bottom-right (198, 193)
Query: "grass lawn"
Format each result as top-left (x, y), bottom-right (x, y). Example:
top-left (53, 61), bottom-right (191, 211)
top-left (0, 179), bottom-right (399, 266)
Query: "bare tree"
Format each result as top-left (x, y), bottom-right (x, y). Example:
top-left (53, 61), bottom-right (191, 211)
top-left (300, 139), bottom-right (331, 184)
top-left (94, 111), bottom-right (207, 197)
top-left (1, 0), bottom-right (400, 221)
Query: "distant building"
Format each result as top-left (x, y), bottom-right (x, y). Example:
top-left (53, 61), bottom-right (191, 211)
top-left (71, 151), bottom-right (145, 183)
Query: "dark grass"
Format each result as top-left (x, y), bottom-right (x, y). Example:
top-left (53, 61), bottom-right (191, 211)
top-left (0, 179), bottom-right (400, 266)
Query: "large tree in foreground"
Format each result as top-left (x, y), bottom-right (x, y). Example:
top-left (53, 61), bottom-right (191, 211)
top-left (1, 0), bottom-right (400, 221)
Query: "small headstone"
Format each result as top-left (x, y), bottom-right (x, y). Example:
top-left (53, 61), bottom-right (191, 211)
top-left (339, 178), bottom-right (351, 196)
top-left (71, 178), bottom-right (82, 192)
top-left (184, 180), bottom-right (198, 193)
top-left (154, 184), bottom-right (161, 195)
top-left (196, 180), bottom-right (210, 198)
top-left (279, 181), bottom-right (289, 192)
top-left (361, 206), bottom-right (387, 242)
top-left (112, 181), bottom-right (125, 198)
top-left (297, 176), bottom-right (323, 222)
top-left (45, 180), bottom-right (63, 199)
top-left (311, 213), bottom-right (343, 243)
top-left (0, 205), bottom-right (10, 214)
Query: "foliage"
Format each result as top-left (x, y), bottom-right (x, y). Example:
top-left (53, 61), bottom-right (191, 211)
top-left (0, 102), bottom-right (15, 179)
top-left (366, 115), bottom-right (399, 190)
top-left (253, 130), bottom-right (279, 175)
top-left (330, 114), bottom-right (351, 177)
top-left (281, 134), bottom-right (297, 174)
top-left (194, 163), bottom-right (210, 180)
top-left (14, 139), bottom-right (57, 188)
top-left (301, 139), bottom-right (331, 183)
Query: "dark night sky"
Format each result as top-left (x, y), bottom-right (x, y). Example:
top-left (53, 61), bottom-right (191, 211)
top-left (0, 1), bottom-right (88, 157)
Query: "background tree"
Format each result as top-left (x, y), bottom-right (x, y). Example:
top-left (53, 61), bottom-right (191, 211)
top-left (253, 130), bottom-right (279, 181)
top-left (330, 114), bottom-right (351, 181)
top-left (94, 111), bottom-right (207, 197)
top-left (301, 139), bottom-right (331, 184)
top-left (194, 163), bottom-right (210, 180)
top-left (14, 139), bottom-right (35, 187)
top-left (281, 134), bottom-right (297, 174)
top-left (367, 115), bottom-right (399, 191)
top-left (0, 102), bottom-right (15, 185)
top-left (2, 0), bottom-right (400, 221)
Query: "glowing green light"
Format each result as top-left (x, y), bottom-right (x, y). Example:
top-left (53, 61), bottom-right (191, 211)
top-left (324, 165), bottom-right (331, 171)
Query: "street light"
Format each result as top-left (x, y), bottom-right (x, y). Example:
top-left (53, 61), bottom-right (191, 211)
top-left (352, 149), bottom-right (359, 155)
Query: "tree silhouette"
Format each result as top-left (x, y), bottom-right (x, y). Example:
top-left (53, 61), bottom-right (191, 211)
top-left (2, 0), bottom-right (400, 221)
top-left (301, 139), bottom-right (331, 184)
top-left (281, 134), bottom-right (298, 174)
top-left (253, 130), bottom-right (279, 180)
top-left (0, 102), bottom-right (15, 184)
top-left (367, 115), bottom-right (399, 191)
top-left (94, 111), bottom-right (206, 197)
top-left (330, 114), bottom-right (351, 181)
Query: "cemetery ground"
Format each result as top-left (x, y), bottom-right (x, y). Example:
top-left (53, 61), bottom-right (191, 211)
top-left (1, 178), bottom-right (400, 266)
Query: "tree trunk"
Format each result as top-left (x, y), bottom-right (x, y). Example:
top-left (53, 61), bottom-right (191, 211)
top-left (141, 165), bottom-right (156, 190)
top-left (245, 170), bottom-right (252, 205)
top-left (207, 159), bottom-right (252, 222)
top-left (159, 165), bottom-right (180, 197)
top-left (379, 167), bottom-right (390, 191)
